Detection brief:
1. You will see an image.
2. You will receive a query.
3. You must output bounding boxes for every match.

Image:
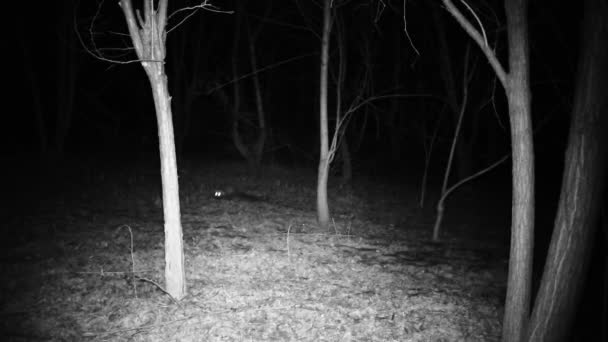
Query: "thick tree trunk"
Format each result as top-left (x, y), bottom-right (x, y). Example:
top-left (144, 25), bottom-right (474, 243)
top-left (502, 1), bottom-right (535, 341)
top-left (150, 72), bottom-right (186, 300)
top-left (317, 0), bottom-right (332, 228)
top-left (526, 0), bottom-right (608, 340)
top-left (120, 0), bottom-right (186, 301)
top-left (441, 2), bottom-right (534, 337)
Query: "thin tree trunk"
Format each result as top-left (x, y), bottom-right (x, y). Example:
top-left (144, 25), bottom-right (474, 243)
top-left (340, 136), bottom-right (352, 187)
top-left (230, 4), bottom-right (245, 160)
top-left (432, 45), bottom-right (470, 242)
top-left (317, 0), bottom-right (332, 228)
top-left (433, 72), bottom-right (467, 241)
top-left (433, 7), bottom-right (474, 180)
top-left (226, 4), bottom-right (265, 175)
top-left (247, 20), bottom-right (266, 174)
top-left (526, 0), bottom-right (608, 340)
top-left (333, 11), bottom-right (350, 188)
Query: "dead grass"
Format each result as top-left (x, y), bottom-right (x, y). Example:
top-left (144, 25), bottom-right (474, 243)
top-left (1, 161), bottom-right (505, 341)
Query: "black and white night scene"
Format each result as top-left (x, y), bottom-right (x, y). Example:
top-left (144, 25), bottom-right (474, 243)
top-left (3, 0), bottom-right (606, 341)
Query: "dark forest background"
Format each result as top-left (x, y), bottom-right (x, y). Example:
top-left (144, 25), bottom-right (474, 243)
top-left (3, 0), bottom-right (606, 340)
top-left (9, 0), bottom-right (578, 175)
top-left (7, 0), bottom-right (590, 272)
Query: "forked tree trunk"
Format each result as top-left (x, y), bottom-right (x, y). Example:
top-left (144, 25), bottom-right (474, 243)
top-left (432, 45), bottom-right (471, 242)
top-left (442, 1), bottom-right (534, 341)
top-left (526, 0), bottom-right (607, 340)
top-left (120, 0), bottom-right (186, 300)
top-left (316, 0), bottom-right (332, 228)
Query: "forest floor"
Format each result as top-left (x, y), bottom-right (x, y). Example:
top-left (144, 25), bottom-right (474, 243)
top-left (1, 159), bottom-right (510, 341)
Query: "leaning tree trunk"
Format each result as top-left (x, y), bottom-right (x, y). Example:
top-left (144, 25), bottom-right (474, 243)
top-left (316, 0), bottom-right (332, 228)
top-left (526, 0), bottom-right (608, 340)
top-left (120, 0), bottom-right (186, 300)
top-left (442, 1), bottom-right (534, 341)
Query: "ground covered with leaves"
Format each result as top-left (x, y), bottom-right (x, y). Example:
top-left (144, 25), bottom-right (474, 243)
top-left (1, 160), bottom-right (509, 341)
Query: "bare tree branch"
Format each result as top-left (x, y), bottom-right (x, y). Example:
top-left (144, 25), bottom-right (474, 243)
top-left (206, 52), bottom-right (317, 94)
top-left (119, 0), bottom-right (145, 61)
top-left (442, 0), bottom-right (507, 87)
top-left (402, 0), bottom-right (420, 56)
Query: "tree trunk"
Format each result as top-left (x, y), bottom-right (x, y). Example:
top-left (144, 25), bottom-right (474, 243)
top-left (225, 4), bottom-right (265, 175)
top-left (120, 0), bottom-right (186, 301)
top-left (440, 0), bottom-right (534, 340)
top-left (432, 7), bottom-right (474, 180)
top-left (526, 0), bottom-right (608, 340)
top-left (502, 2), bottom-right (535, 341)
top-left (316, 0), bottom-right (332, 228)
top-left (340, 136), bottom-right (352, 187)
top-left (150, 72), bottom-right (186, 300)
top-left (247, 19), bottom-right (266, 174)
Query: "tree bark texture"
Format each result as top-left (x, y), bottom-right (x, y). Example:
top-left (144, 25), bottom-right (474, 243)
top-left (502, 1), bottom-right (535, 341)
top-left (151, 71), bottom-right (186, 300)
top-left (526, 0), bottom-right (608, 340)
top-left (120, 0), bottom-right (186, 300)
